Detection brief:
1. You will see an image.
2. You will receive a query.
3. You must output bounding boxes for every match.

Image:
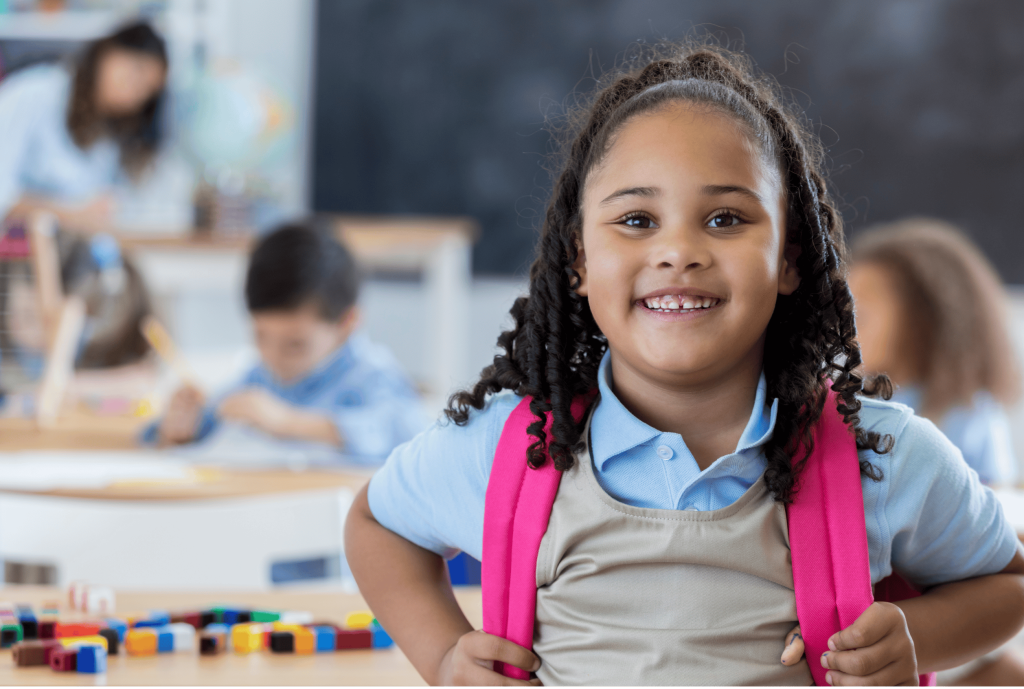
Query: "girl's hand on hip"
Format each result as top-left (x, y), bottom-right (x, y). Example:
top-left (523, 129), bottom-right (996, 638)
top-left (821, 602), bottom-right (919, 685)
top-left (438, 630), bottom-right (542, 686)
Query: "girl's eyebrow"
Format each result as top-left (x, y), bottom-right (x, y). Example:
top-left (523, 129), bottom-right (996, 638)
top-left (599, 186), bottom-right (659, 206)
top-left (701, 184), bottom-right (765, 204)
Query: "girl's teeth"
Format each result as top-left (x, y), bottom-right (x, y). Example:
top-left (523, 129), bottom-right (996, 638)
top-left (644, 296), bottom-right (719, 310)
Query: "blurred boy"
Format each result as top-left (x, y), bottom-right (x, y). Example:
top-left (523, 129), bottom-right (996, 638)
top-left (144, 222), bottom-right (431, 463)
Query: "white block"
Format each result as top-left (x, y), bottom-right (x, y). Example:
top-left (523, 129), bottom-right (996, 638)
top-left (68, 581), bottom-right (88, 610)
top-left (278, 610), bottom-right (313, 625)
top-left (168, 623), bottom-right (196, 652)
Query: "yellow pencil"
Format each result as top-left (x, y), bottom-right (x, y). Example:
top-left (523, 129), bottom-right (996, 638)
top-left (140, 315), bottom-right (197, 385)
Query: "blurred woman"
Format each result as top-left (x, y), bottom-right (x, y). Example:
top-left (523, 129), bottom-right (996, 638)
top-left (849, 218), bottom-right (1021, 487)
top-left (0, 21), bottom-right (167, 232)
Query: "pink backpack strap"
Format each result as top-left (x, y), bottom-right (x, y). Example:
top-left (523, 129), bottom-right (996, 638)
top-left (482, 393), bottom-right (594, 680)
top-left (789, 391), bottom-right (936, 686)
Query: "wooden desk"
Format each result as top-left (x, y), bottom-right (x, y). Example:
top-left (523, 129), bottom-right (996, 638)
top-left (0, 415), bottom-right (143, 451)
top-left (0, 584), bottom-right (482, 685)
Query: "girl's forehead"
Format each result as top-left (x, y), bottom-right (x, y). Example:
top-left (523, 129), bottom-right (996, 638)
top-left (584, 103), bottom-right (782, 201)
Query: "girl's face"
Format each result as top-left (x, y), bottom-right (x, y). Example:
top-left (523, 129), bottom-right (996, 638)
top-left (576, 103), bottom-right (799, 387)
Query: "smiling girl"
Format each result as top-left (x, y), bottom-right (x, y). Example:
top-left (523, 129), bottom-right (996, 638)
top-left (345, 44), bottom-right (1024, 685)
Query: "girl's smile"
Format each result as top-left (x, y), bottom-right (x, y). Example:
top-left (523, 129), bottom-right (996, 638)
top-left (637, 288), bottom-right (724, 321)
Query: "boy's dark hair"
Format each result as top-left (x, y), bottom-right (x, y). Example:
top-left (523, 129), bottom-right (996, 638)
top-left (446, 40), bottom-right (891, 502)
top-left (68, 21), bottom-right (168, 178)
top-left (245, 222), bottom-right (360, 320)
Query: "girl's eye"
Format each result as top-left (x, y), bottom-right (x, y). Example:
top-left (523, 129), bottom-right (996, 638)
top-left (707, 212), bottom-right (742, 229)
top-left (619, 213), bottom-right (657, 229)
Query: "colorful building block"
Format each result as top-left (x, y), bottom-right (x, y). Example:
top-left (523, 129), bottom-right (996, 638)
top-left (250, 610), bottom-right (280, 623)
top-left (344, 611), bottom-right (374, 629)
top-left (17, 613), bottom-right (37, 640)
top-left (38, 620), bottom-right (55, 639)
top-left (55, 622), bottom-right (101, 638)
top-left (278, 610), bottom-right (313, 625)
top-left (335, 629), bottom-right (373, 650)
top-left (370, 620), bottom-right (394, 649)
top-left (98, 628), bottom-right (120, 655)
top-left (153, 626), bottom-right (174, 652)
top-left (50, 647), bottom-right (77, 672)
top-left (125, 629), bottom-right (157, 656)
top-left (312, 626), bottom-right (337, 652)
top-left (59, 635), bottom-right (109, 652)
top-left (12, 640), bottom-right (59, 667)
top-left (231, 623), bottom-right (264, 654)
top-left (181, 612), bottom-right (202, 629)
top-left (104, 618), bottom-right (128, 642)
top-left (268, 631), bottom-right (294, 653)
top-left (168, 623), bottom-right (195, 652)
top-left (294, 627), bottom-right (315, 655)
top-left (221, 608), bottom-right (252, 625)
top-left (76, 644), bottom-right (107, 674)
top-left (0, 621), bottom-right (22, 647)
top-left (200, 611), bottom-right (216, 628)
top-left (199, 629), bottom-right (226, 655)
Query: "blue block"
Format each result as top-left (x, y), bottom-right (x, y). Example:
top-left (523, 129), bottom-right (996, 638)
top-left (205, 623), bottom-right (229, 635)
top-left (312, 626), bottom-right (336, 652)
top-left (76, 644), bottom-right (107, 674)
top-left (370, 621), bottom-right (394, 649)
top-left (134, 619), bottom-right (166, 629)
top-left (222, 609), bottom-right (242, 625)
top-left (155, 626), bottom-right (174, 653)
top-left (105, 619), bottom-right (128, 642)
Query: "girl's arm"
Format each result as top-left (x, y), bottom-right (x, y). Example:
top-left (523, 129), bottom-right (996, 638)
top-left (821, 547), bottom-right (1024, 685)
top-left (345, 484), bottom-right (540, 685)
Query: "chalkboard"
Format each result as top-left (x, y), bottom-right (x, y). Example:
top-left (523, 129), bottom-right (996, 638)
top-left (312, 0), bottom-right (1024, 280)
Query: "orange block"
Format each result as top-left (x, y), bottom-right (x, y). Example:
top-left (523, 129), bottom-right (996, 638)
top-left (294, 628), bottom-right (315, 655)
top-left (125, 629), bottom-right (157, 656)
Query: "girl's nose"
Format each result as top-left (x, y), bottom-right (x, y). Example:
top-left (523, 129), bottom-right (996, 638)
top-left (650, 225), bottom-right (711, 271)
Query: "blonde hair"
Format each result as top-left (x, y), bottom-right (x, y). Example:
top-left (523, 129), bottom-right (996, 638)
top-left (852, 218), bottom-right (1021, 419)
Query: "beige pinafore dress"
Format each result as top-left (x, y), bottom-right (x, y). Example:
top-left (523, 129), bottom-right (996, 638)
top-left (532, 412), bottom-right (814, 685)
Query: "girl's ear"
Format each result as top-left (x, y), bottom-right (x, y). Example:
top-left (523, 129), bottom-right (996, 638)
top-left (778, 240), bottom-right (801, 296)
top-left (572, 239), bottom-right (588, 296)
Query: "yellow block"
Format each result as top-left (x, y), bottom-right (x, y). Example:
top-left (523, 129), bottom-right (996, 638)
top-left (345, 611), bottom-right (374, 630)
top-left (126, 629), bottom-right (158, 656)
top-left (271, 622), bottom-right (304, 633)
top-left (59, 635), bottom-right (108, 651)
top-left (231, 623), bottom-right (264, 654)
top-left (294, 627), bottom-right (315, 655)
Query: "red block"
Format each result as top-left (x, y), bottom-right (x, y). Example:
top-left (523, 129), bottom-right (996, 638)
top-left (50, 648), bottom-right (77, 672)
top-left (184, 612), bottom-right (202, 629)
top-left (55, 623), bottom-right (101, 638)
top-left (13, 640), bottom-right (59, 667)
top-left (335, 629), bottom-right (372, 650)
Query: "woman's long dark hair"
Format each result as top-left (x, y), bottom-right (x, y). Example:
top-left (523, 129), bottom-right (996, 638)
top-left (68, 21), bottom-right (167, 177)
top-left (447, 42), bottom-right (891, 502)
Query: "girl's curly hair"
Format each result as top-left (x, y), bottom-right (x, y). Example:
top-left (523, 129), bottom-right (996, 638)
top-left (446, 41), bottom-right (891, 501)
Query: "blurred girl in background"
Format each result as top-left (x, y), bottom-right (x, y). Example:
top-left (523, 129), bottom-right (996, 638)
top-left (849, 218), bottom-right (1021, 488)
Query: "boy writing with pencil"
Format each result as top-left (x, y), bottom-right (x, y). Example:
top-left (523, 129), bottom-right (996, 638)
top-left (143, 222), bottom-right (431, 463)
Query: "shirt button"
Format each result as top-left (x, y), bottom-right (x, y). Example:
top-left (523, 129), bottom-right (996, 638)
top-left (656, 445), bottom-right (673, 460)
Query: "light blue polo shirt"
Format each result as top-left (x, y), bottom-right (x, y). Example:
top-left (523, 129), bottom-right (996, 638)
top-left (368, 350), bottom-right (1019, 587)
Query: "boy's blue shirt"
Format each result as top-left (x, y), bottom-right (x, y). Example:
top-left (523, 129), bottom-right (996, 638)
top-left (369, 349), bottom-right (1019, 586)
top-left (143, 332), bottom-right (432, 464)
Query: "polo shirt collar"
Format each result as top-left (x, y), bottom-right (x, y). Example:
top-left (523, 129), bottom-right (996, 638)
top-left (590, 350), bottom-right (778, 471)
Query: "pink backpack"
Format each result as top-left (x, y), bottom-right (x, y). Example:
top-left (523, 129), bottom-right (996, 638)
top-left (482, 391), bottom-right (936, 686)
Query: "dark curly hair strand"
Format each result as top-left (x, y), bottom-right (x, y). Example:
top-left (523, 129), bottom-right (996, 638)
top-left (447, 42), bottom-right (891, 501)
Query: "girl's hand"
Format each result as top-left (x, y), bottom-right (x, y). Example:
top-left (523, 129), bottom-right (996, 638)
top-left (218, 388), bottom-right (293, 436)
top-left (159, 384), bottom-right (205, 445)
top-left (438, 630), bottom-right (542, 686)
top-left (820, 602), bottom-right (919, 686)
top-left (781, 625), bottom-right (805, 666)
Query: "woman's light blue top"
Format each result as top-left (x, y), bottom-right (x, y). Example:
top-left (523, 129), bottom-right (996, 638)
top-left (143, 332), bottom-right (433, 464)
top-left (369, 350), bottom-right (1019, 587)
top-left (0, 64), bottom-right (120, 219)
top-left (890, 386), bottom-right (1017, 486)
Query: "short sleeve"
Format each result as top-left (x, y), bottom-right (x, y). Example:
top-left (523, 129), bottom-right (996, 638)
top-left (0, 72), bottom-right (42, 218)
top-left (366, 391), bottom-right (522, 560)
top-left (861, 399), bottom-right (1019, 588)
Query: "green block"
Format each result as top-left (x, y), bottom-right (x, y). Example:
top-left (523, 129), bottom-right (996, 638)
top-left (0, 622), bottom-right (22, 647)
top-left (250, 611), bottom-right (280, 623)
